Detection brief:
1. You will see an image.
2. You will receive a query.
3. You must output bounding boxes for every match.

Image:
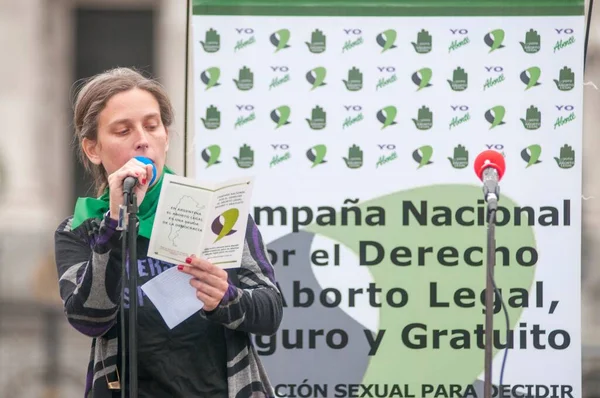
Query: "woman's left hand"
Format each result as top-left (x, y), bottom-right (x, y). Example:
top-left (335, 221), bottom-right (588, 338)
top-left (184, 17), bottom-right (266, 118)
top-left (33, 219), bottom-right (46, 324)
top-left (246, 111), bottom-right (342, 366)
top-left (178, 255), bottom-right (229, 312)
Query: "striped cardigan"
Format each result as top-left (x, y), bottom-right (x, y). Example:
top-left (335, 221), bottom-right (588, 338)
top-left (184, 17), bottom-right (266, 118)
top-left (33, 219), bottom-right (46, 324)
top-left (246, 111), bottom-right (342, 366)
top-left (54, 212), bottom-right (283, 398)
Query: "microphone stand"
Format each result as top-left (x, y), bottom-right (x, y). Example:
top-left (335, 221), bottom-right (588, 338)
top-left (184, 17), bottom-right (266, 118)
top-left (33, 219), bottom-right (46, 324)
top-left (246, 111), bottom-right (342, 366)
top-left (119, 190), bottom-right (139, 398)
top-left (482, 176), bottom-right (499, 398)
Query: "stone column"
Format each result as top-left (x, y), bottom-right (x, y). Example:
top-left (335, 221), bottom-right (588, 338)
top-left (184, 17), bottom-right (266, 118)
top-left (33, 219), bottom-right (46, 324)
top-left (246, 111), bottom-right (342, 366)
top-left (0, 0), bottom-right (72, 300)
top-left (157, 0), bottom-right (188, 176)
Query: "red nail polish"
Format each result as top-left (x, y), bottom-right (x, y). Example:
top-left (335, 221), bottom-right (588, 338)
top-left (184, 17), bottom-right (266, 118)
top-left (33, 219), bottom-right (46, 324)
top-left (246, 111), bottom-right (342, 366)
top-left (177, 265), bottom-right (184, 271)
top-left (185, 257), bottom-right (192, 264)
top-left (141, 178), bottom-right (147, 184)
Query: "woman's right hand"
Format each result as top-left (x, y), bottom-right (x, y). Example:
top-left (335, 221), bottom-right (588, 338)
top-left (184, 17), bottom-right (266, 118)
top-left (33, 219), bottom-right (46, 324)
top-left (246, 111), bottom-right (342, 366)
top-left (108, 158), bottom-right (155, 221)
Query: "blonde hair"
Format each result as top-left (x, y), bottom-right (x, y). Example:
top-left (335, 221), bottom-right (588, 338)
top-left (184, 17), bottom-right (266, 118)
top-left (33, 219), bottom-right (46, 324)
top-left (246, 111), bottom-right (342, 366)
top-left (73, 67), bottom-right (174, 195)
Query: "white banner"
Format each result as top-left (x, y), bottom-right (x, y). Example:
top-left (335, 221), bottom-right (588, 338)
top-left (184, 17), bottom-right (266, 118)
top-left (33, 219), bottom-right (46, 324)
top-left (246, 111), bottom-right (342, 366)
top-left (190, 14), bottom-right (583, 398)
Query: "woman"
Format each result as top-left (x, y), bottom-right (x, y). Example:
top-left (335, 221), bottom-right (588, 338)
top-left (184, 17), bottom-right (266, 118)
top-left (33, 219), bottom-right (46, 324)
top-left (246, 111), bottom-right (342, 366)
top-left (54, 67), bottom-right (283, 398)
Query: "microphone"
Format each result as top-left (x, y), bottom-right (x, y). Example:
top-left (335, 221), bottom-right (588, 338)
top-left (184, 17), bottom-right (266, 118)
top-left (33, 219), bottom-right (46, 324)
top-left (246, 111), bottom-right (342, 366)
top-left (473, 150), bottom-right (506, 205)
top-left (123, 156), bottom-right (157, 196)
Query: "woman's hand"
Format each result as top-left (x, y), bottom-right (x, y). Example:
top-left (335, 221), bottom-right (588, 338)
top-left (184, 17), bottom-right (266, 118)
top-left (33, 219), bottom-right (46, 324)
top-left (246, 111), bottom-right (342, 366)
top-left (178, 255), bottom-right (229, 312)
top-left (108, 158), bottom-right (154, 220)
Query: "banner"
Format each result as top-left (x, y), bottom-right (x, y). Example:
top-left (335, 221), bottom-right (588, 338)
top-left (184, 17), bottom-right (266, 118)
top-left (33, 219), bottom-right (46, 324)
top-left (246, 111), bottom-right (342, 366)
top-left (190, 1), bottom-right (584, 396)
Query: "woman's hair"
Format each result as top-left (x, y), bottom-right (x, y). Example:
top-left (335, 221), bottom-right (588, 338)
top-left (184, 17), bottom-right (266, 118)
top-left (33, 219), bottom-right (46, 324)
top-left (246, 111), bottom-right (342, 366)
top-left (73, 67), bottom-right (174, 196)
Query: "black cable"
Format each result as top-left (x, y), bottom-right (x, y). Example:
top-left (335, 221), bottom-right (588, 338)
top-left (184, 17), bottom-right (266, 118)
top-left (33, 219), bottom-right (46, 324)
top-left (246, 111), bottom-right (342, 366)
top-left (585, 0), bottom-right (595, 72)
top-left (183, 0), bottom-right (191, 177)
top-left (491, 277), bottom-right (510, 387)
top-left (487, 209), bottom-right (510, 388)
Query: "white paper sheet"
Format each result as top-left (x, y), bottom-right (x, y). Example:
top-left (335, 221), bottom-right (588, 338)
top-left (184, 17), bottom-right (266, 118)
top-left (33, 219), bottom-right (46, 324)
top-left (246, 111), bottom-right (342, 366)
top-left (141, 267), bottom-right (204, 329)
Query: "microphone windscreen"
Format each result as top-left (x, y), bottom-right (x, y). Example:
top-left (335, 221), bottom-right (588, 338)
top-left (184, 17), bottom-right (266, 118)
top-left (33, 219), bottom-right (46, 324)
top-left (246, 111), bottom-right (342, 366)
top-left (135, 156), bottom-right (157, 186)
top-left (473, 150), bottom-right (506, 181)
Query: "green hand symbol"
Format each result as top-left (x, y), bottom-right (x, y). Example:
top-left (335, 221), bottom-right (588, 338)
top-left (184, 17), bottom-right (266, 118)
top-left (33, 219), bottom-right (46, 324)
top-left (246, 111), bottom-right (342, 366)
top-left (554, 67), bottom-right (575, 91)
top-left (343, 144), bottom-right (363, 169)
top-left (306, 29), bottom-right (326, 53)
top-left (520, 106), bottom-right (541, 130)
top-left (234, 66), bottom-right (254, 91)
top-left (350, 67), bottom-right (363, 81)
top-left (520, 29), bottom-right (541, 53)
top-left (343, 67), bottom-right (363, 91)
top-left (205, 28), bottom-right (219, 42)
top-left (554, 144), bottom-right (575, 169)
top-left (447, 67), bottom-right (468, 91)
top-left (240, 66), bottom-right (253, 80)
top-left (525, 29), bottom-right (540, 44)
top-left (412, 106), bottom-right (433, 130)
top-left (560, 67), bottom-right (574, 82)
top-left (447, 145), bottom-right (469, 169)
top-left (201, 28), bottom-right (220, 53)
top-left (239, 144), bottom-right (253, 158)
top-left (233, 144), bottom-right (254, 168)
top-left (411, 29), bottom-right (432, 53)
top-left (206, 106), bottom-right (220, 120)
top-left (418, 29), bottom-right (432, 45)
top-left (453, 67), bottom-right (468, 82)
top-left (312, 106), bottom-right (326, 122)
top-left (201, 105), bottom-right (220, 130)
top-left (418, 106), bottom-right (432, 120)
top-left (306, 106), bottom-right (327, 130)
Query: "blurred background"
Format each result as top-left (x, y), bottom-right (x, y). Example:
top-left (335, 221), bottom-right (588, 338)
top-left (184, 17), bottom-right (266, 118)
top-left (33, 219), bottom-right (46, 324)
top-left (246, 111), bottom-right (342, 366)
top-left (0, 1), bottom-right (186, 396)
top-left (0, 0), bottom-right (598, 397)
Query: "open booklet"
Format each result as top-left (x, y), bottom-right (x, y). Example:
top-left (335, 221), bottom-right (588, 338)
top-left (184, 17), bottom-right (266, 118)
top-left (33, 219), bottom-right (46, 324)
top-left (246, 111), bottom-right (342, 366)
top-left (142, 174), bottom-right (255, 329)
top-left (147, 173), bottom-right (254, 268)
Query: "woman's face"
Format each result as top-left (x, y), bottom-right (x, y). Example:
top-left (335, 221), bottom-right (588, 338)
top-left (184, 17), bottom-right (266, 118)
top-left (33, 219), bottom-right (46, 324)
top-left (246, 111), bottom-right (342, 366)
top-left (83, 87), bottom-right (169, 182)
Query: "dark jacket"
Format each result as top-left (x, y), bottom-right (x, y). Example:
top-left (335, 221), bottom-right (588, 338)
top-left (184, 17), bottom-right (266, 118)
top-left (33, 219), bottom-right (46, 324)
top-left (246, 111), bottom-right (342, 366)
top-left (54, 212), bottom-right (283, 397)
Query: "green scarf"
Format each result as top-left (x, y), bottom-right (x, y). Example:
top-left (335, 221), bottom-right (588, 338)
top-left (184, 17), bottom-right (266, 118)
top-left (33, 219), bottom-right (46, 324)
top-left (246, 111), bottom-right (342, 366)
top-left (71, 166), bottom-right (174, 239)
